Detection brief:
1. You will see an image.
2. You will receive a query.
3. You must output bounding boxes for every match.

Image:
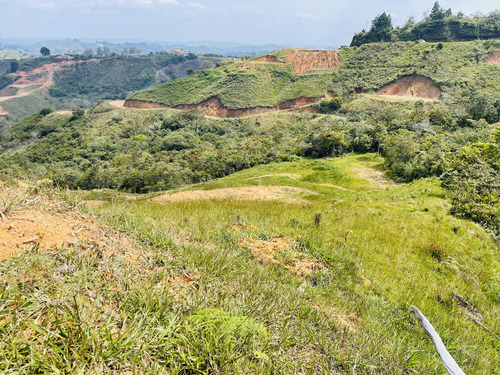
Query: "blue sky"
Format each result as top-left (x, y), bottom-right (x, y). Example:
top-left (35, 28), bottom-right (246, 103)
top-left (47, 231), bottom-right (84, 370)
top-left (0, 0), bottom-right (499, 47)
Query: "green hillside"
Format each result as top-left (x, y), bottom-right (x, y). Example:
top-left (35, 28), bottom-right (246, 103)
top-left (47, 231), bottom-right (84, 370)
top-left (0, 50), bottom-right (23, 60)
top-left (0, 153), bottom-right (498, 373)
top-left (0, 38), bottom-right (499, 373)
top-left (127, 40), bottom-right (500, 110)
top-left (0, 53), bottom-right (215, 122)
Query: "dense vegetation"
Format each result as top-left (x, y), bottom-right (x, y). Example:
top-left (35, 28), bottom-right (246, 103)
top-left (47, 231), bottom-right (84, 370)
top-left (50, 54), bottom-right (196, 103)
top-left (351, 2), bottom-right (500, 46)
top-left (1, 89), bottom-right (498, 237)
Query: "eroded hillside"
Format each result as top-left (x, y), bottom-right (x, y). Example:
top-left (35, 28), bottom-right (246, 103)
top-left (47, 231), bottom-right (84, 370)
top-left (126, 40), bottom-right (500, 117)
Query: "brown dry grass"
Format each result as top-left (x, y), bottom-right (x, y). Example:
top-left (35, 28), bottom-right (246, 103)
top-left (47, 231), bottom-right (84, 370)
top-left (239, 237), bottom-right (324, 277)
top-left (152, 186), bottom-right (315, 204)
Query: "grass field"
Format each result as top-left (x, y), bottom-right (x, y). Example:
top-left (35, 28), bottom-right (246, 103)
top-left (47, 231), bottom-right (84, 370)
top-left (0, 154), bottom-right (492, 373)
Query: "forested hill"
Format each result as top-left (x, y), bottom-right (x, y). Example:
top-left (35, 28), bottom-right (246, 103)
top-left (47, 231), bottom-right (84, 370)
top-left (351, 2), bottom-right (500, 47)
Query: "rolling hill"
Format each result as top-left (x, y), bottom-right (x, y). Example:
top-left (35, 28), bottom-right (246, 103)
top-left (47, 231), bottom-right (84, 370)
top-left (125, 40), bottom-right (500, 117)
top-left (0, 37), bottom-right (499, 374)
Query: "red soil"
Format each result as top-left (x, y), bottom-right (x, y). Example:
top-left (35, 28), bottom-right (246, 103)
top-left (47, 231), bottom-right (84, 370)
top-left (124, 95), bottom-right (322, 118)
top-left (486, 51), bottom-right (500, 64)
top-left (253, 55), bottom-right (284, 63)
top-left (377, 75), bottom-right (442, 100)
top-left (285, 49), bottom-right (341, 75)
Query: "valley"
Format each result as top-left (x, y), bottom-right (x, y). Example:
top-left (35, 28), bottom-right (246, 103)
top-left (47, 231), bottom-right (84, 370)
top-left (0, 6), bottom-right (499, 374)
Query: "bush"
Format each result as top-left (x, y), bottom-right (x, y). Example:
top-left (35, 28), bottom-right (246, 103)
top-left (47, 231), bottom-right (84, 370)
top-left (319, 97), bottom-right (343, 113)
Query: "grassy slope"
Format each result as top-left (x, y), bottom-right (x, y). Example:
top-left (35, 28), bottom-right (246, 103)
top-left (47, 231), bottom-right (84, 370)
top-left (0, 92), bottom-right (56, 120)
top-left (127, 40), bottom-right (500, 109)
top-left (63, 153), bottom-right (500, 374)
top-left (0, 50), bottom-right (23, 60)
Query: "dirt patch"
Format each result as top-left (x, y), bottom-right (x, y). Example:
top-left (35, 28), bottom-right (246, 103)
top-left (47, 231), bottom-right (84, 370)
top-left (253, 55), bottom-right (284, 64)
top-left (354, 166), bottom-right (397, 187)
top-left (0, 105), bottom-right (7, 115)
top-left (84, 200), bottom-right (107, 208)
top-left (285, 49), bottom-right (341, 75)
top-left (167, 271), bottom-right (201, 300)
top-left (152, 186), bottom-right (315, 204)
top-left (0, 209), bottom-right (138, 262)
top-left (124, 95), bottom-right (322, 118)
top-left (377, 75), bottom-right (441, 100)
top-left (239, 237), bottom-right (323, 277)
top-left (311, 304), bottom-right (359, 332)
top-left (247, 173), bottom-right (301, 180)
top-left (486, 50), bottom-right (500, 64)
top-left (109, 100), bottom-right (125, 108)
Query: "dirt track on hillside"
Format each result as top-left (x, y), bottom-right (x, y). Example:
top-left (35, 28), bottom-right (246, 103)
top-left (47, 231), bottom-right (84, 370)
top-left (0, 59), bottom-right (100, 113)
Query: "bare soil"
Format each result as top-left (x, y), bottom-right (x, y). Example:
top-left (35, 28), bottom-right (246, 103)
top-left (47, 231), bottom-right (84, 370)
top-left (353, 166), bottom-right (399, 188)
top-left (0, 209), bottom-right (138, 262)
top-left (124, 95), bottom-right (322, 118)
top-left (253, 55), bottom-right (284, 63)
top-left (377, 75), bottom-right (442, 100)
top-left (285, 49), bottom-right (341, 75)
top-left (486, 51), bottom-right (500, 64)
top-left (239, 236), bottom-right (324, 277)
top-left (0, 183), bottom-right (140, 262)
top-left (152, 186), bottom-right (315, 204)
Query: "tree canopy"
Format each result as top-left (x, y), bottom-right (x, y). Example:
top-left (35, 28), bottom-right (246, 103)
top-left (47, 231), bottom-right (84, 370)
top-left (40, 47), bottom-right (50, 56)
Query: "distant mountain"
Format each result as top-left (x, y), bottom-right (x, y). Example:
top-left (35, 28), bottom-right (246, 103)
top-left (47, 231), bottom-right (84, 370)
top-left (1, 38), bottom-right (287, 56)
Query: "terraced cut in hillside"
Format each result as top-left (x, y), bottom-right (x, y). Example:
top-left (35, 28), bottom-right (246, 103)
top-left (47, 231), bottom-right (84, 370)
top-left (377, 75), bottom-right (442, 100)
top-left (124, 95), bottom-right (321, 117)
top-left (285, 49), bottom-right (341, 74)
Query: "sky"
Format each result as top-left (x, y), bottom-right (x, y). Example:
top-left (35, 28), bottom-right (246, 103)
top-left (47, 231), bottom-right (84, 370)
top-left (0, 0), bottom-right (499, 47)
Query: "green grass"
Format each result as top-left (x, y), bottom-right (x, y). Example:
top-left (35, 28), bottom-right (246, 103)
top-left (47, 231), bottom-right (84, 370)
top-left (128, 40), bottom-right (500, 110)
top-left (0, 50), bottom-right (23, 60)
top-left (66, 153), bottom-right (499, 374)
top-left (0, 92), bottom-right (56, 121)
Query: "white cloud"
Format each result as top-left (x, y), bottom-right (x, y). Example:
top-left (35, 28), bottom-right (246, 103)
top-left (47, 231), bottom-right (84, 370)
top-left (20, 0), bottom-right (179, 9)
top-left (296, 12), bottom-right (319, 20)
top-left (189, 2), bottom-right (207, 10)
top-left (35, 1), bottom-right (56, 9)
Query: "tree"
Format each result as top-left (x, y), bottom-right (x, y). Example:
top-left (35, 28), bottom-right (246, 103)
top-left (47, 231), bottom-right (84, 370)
top-left (129, 46), bottom-right (142, 55)
top-left (40, 47), bottom-right (50, 56)
top-left (370, 12), bottom-right (393, 41)
top-left (429, 2), bottom-right (451, 21)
